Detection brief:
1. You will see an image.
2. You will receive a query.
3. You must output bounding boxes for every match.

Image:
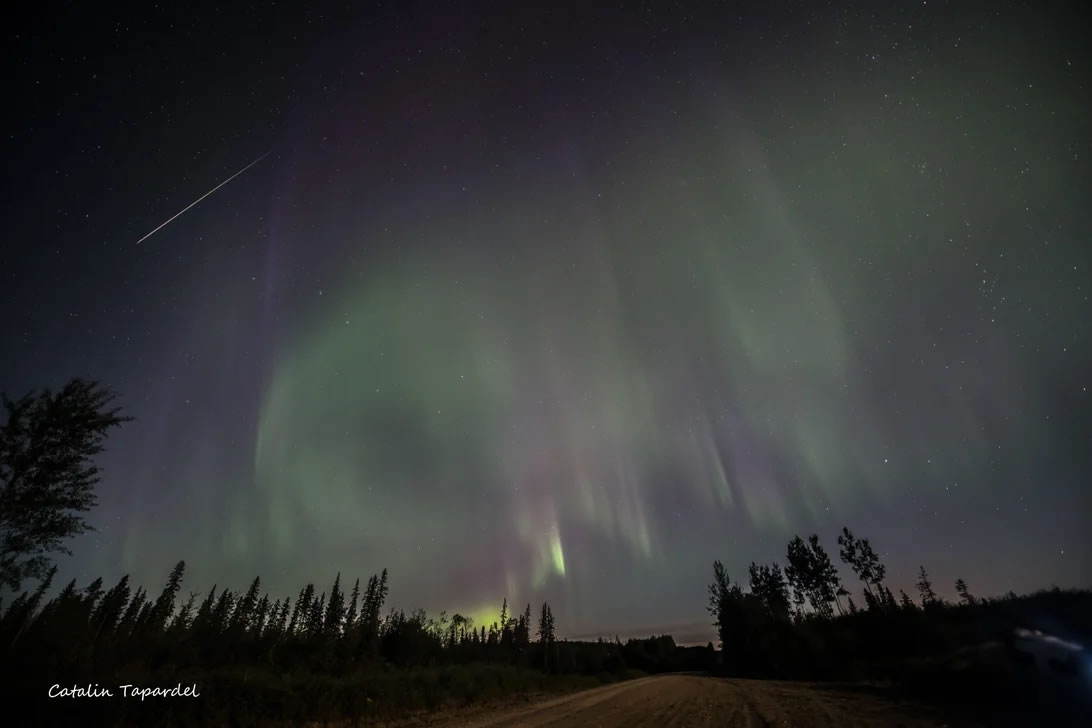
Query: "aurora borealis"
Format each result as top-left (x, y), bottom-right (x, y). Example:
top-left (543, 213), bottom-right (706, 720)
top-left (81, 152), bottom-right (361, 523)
top-left (3, 1), bottom-right (1089, 641)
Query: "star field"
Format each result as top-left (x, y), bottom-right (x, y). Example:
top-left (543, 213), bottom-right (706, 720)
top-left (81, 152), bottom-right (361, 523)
top-left (2, 1), bottom-right (1089, 641)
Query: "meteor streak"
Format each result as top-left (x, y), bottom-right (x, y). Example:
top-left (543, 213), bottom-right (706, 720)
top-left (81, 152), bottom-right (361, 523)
top-left (136, 151), bottom-right (270, 244)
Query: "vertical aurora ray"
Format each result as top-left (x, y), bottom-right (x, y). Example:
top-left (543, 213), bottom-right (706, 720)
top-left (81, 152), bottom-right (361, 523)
top-left (5, 0), bottom-right (1087, 643)
top-left (249, 130), bottom-right (907, 614)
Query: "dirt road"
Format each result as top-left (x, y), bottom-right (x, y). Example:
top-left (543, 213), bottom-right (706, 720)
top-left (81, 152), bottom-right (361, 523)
top-left (411, 674), bottom-right (955, 727)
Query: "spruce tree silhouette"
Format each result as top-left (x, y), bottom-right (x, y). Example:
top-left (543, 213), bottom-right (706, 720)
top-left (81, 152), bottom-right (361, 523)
top-left (117, 586), bottom-right (147, 637)
top-left (307, 591), bottom-right (326, 637)
top-left (252, 594), bottom-right (271, 636)
top-left (210, 588), bottom-right (235, 634)
top-left (538, 602), bottom-right (556, 669)
top-left (955, 578), bottom-right (975, 605)
top-left (173, 591), bottom-right (199, 633)
top-left (6, 564), bottom-right (56, 648)
top-left (916, 566), bottom-right (939, 608)
top-left (324, 573), bottom-right (345, 636)
top-left (523, 604), bottom-right (532, 643)
top-left (345, 577), bottom-right (360, 628)
top-left (289, 584), bottom-right (313, 636)
top-left (231, 576), bottom-right (261, 634)
top-left (151, 561), bottom-right (186, 631)
top-left (91, 574), bottom-right (131, 644)
top-left (1, 542), bottom-right (1087, 727)
top-left (899, 589), bottom-right (917, 611)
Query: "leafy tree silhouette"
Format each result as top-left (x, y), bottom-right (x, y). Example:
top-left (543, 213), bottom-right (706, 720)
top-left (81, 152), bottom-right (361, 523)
top-left (708, 560), bottom-right (746, 646)
top-left (747, 562), bottom-right (791, 622)
top-left (784, 537), bottom-right (810, 617)
top-left (0, 379), bottom-right (131, 590)
top-left (808, 534), bottom-right (843, 616)
top-left (785, 534), bottom-right (842, 619)
top-left (837, 527), bottom-right (888, 610)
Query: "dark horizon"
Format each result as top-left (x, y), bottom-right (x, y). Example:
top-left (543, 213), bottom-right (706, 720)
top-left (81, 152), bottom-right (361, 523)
top-left (7, 541), bottom-right (1079, 648)
top-left (3, 0), bottom-right (1090, 639)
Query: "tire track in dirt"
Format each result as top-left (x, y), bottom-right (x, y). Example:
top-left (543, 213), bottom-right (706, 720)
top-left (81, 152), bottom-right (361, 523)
top-left (418, 674), bottom-right (952, 727)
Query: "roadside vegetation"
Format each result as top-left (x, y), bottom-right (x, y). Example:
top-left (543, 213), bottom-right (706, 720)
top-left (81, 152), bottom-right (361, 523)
top-left (707, 531), bottom-right (1092, 721)
top-left (3, 378), bottom-right (1087, 725)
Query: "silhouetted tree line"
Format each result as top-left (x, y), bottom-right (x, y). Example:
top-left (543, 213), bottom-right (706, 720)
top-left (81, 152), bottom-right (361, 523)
top-left (1, 560), bottom-right (723, 727)
top-left (2, 379), bottom-right (719, 725)
top-left (1, 559), bottom-right (717, 683)
top-left (708, 527), bottom-right (1092, 681)
top-left (6, 377), bottom-right (1088, 723)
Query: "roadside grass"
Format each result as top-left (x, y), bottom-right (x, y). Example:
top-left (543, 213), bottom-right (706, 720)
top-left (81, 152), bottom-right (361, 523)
top-left (14, 664), bottom-right (647, 727)
top-left (812, 644), bottom-right (1092, 727)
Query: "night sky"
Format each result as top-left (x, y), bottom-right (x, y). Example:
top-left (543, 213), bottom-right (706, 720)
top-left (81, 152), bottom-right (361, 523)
top-left (3, 1), bottom-right (1089, 643)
